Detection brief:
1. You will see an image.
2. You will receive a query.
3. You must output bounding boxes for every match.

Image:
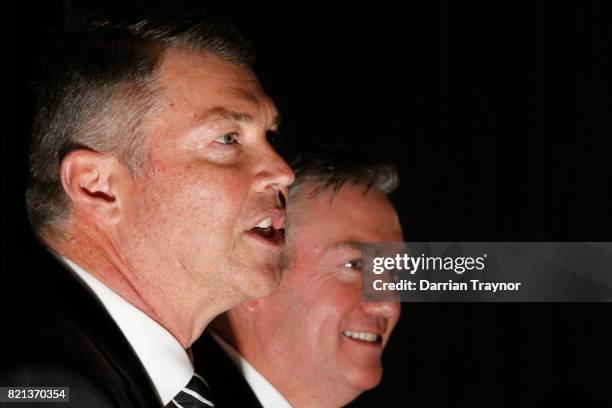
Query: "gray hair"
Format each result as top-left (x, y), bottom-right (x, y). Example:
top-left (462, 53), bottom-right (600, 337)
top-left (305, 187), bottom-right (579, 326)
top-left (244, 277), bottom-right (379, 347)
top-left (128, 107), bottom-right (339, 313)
top-left (288, 145), bottom-right (399, 202)
top-left (26, 10), bottom-right (255, 238)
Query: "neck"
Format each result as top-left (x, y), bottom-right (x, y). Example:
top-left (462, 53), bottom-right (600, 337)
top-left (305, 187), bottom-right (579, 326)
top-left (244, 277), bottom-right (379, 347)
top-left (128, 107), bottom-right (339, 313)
top-left (258, 364), bottom-right (355, 408)
top-left (45, 222), bottom-right (219, 348)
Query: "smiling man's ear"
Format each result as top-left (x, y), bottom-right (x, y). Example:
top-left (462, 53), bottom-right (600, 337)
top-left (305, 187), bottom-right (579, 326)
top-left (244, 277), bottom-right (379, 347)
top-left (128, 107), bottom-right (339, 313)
top-left (60, 150), bottom-right (131, 227)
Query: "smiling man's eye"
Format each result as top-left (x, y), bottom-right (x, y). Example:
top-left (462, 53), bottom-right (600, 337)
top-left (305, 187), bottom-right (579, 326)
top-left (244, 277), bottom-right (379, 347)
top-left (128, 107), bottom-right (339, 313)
top-left (344, 259), bottom-right (363, 270)
top-left (215, 132), bottom-right (238, 145)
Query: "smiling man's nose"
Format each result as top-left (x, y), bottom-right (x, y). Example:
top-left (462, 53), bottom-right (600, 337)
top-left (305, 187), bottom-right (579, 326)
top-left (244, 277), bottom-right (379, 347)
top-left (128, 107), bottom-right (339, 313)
top-left (361, 299), bottom-right (401, 321)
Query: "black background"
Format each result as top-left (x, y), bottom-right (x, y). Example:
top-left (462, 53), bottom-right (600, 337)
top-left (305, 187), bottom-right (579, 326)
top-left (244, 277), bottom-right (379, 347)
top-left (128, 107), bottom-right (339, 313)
top-left (2, 1), bottom-right (612, 407)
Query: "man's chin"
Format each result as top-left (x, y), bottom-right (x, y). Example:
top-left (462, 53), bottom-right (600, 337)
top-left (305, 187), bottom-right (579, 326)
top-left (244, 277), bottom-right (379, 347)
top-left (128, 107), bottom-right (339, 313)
top-left (342, 362), bottom-right (384, 394)
top-left (230, 239), bottom-right (285, 297)
top-left (240, 262), bottom-right (283, 298)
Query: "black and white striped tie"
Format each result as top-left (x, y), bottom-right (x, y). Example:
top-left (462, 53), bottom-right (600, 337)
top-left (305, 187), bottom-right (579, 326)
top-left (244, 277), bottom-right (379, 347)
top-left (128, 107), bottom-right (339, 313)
top-left (166, 372), bottom-right (214, 407)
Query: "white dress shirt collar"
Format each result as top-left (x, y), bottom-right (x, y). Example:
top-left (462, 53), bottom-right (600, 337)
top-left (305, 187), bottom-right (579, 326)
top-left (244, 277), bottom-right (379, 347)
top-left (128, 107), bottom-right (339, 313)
top-left (209, 331), bottom-right (292, 408)
top-left (59, 256), bottom-right (193, 406)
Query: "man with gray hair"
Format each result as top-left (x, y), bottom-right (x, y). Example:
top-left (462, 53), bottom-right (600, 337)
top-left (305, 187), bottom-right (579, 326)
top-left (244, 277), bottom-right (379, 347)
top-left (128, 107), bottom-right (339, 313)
top-left (1, 10), bottom-right (293, 407)
top-left (194, 146), bottom-right (403, 407)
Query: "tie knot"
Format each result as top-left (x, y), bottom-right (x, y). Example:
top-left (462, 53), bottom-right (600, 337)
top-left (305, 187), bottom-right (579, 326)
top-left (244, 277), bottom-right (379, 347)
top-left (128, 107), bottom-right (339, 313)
top-left (166, 372), bottom-right (214, 408)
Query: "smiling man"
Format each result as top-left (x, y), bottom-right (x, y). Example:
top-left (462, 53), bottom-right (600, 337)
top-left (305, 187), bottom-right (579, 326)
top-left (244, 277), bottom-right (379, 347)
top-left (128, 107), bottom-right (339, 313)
top-left (196, 147), bottom-right (403, 407)
top-left (0, 11), bottom-right (293, 408)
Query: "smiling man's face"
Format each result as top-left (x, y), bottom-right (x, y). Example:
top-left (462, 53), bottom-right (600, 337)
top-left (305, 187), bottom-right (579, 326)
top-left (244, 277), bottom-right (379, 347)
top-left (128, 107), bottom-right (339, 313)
top-left (119, 48), bottom-right (294, 311)
top-left (247, 182), bottom-right (402, 405)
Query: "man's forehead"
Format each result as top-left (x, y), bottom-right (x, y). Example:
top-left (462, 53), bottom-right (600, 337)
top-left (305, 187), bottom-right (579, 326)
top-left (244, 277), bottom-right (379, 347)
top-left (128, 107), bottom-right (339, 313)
top-left (291, 186), bottom-right (402, 245)
top-left (160, 47), bottom-right (240, 72)
top-left (158, 48), bottom-right (260, 95)
top-left (213, 88), bottom-right (280, 125)
top-left (156, 48), bottom-right (278, 125)
top-left (223, 86), bottom-right (262, 104)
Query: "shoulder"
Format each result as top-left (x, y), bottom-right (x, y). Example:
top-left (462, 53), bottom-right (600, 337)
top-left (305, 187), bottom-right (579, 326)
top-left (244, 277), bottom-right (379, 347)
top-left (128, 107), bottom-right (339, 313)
top-left (1, 245), bottom-right (159, 407)
top-left (0, 309), bottom-right (127, 407)
top-left (0, 282), bottom-right (143, 407)
top-left (0, 315), bottom-right (120, 407)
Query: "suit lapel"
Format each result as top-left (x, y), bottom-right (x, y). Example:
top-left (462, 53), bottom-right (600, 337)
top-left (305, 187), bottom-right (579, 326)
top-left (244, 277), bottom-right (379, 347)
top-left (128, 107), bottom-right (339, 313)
top-left (192, 331), bottom-right (264, 408)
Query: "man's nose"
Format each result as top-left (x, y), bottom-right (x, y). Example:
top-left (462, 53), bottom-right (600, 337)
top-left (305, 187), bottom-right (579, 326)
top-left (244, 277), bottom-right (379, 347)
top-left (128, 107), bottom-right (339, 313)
top-left (361, 299), bottom-right (401, 321)
top-left (253, 146), bottom-right (295, 194)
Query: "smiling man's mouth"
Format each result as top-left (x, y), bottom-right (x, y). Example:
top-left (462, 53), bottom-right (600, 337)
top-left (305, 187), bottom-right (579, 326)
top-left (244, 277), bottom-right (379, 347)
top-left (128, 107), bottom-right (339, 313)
top-left (343, 331), bottom-right (382, 344)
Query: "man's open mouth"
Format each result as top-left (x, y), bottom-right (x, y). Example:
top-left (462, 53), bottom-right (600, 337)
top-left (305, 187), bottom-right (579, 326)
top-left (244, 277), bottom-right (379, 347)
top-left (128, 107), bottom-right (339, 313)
top-left (252, 217), bottom-right (274, 237)
top-left (248, 217), bottom-right (285, 246)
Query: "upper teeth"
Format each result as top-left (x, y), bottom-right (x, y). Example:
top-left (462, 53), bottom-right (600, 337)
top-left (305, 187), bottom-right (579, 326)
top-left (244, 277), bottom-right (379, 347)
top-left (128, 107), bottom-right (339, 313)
top-left (256, 218), bottom-right (272, 229)
top-left (343, 331), bottom-right (379, 342)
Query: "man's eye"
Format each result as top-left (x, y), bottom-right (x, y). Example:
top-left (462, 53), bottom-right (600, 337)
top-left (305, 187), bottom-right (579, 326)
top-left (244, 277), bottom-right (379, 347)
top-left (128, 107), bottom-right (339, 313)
top-left (215, 132), bottom-right (238, 145)
top-left (344, 259), bottom-right (363, 270)
top-left (266, 130), bottom-right (280, 145)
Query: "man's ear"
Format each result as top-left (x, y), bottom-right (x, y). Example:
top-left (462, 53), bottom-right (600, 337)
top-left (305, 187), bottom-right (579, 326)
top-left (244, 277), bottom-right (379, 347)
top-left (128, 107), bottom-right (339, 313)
top-left (60, 150), bottom-right (129, 227)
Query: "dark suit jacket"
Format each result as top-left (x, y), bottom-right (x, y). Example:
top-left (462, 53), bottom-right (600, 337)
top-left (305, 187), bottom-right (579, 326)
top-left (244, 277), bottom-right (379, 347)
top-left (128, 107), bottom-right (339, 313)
top-left (0, 243), bottom-right (161, 407)
top-left (191, 331), bottom-right (263, 408)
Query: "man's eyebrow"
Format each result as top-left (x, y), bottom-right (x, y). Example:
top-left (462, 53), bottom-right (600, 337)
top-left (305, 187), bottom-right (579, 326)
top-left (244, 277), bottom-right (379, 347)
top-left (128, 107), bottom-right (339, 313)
top-left (270, 113), bottom-right (282, 129)
top-left (325, 241), bottom-right (362, 254)
top-left (223, 87), bottom-right (282, 128)
top-left (196, 108), bottom-right (281, 129)
top-left (197, 107), bottom-right (254, 124)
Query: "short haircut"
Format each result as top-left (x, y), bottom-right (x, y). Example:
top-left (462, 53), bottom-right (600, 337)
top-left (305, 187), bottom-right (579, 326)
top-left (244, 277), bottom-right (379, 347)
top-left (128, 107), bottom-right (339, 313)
top-left (288, 145), bottom-right (400, 201)
top-left (26, 9), bottom-right (255, 238)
